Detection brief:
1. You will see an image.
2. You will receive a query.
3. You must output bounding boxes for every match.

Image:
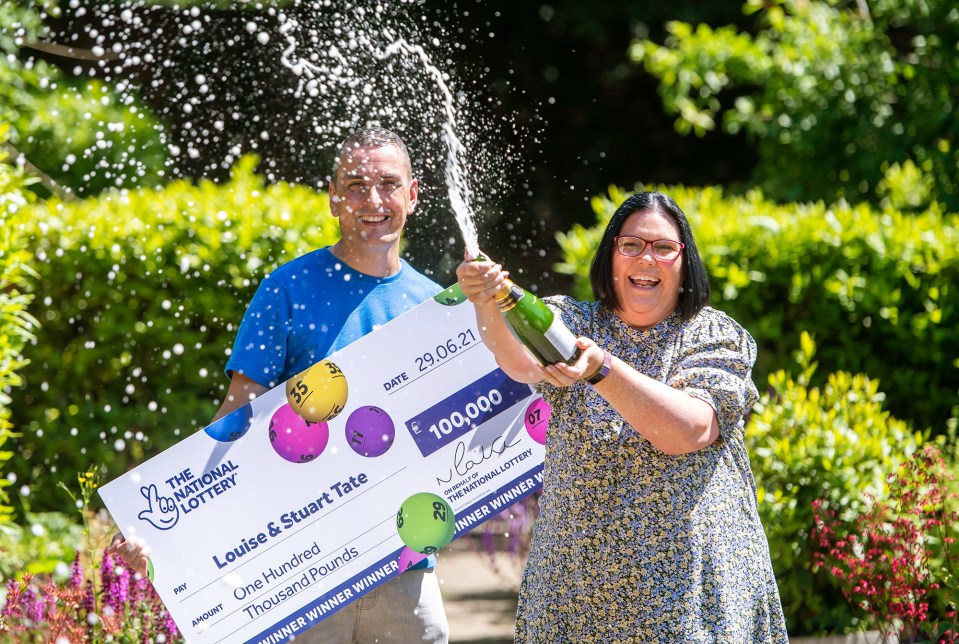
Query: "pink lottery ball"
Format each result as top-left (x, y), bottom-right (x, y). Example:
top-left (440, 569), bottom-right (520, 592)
top-left (397, 547), bottom-right (428, 572)
top-left (269, 404), bottom-right (330, 464)
top-left (524, 397), bottom-right (551, 445)
top-left (345, 406), bottom-right (396, 457)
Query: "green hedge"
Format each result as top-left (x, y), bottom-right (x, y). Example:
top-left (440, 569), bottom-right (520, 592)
top-left (0, 1), bottom-right (167, 196)
top-left (10, 157), bottom-right (339, 512)
top-left (747, 333), bottom-right (925, 636)
top-left (557, 184), bottom-right (959, 431)
top-left (0, 123), bottom-right (39, 524)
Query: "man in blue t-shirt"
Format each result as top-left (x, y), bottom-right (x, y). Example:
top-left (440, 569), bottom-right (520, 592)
top-left (111, 127), bottom-right (449, 643)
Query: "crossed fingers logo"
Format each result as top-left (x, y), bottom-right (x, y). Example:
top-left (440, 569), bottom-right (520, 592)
top-left (137, 484), bottom-right (179, 531)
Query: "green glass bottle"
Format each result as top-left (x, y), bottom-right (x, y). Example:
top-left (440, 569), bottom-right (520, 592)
top-left (494, 278), bottom-right (581, 366)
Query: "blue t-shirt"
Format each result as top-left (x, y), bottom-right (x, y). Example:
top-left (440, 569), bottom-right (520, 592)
top-left (226, 247), bottom-right (442, 387)
top-left (225, 247), bottom-right (442, 570)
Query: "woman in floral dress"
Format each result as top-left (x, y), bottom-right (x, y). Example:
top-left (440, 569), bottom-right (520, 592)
top-left (456, 191), bottom-right (788, 642)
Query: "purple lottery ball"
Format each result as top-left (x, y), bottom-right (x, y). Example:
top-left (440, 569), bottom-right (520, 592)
top-left (524, 397), bottom-right (551, 445)
top-left (345, 406), bottom-right (396, 457)
top-left (269, 403), bottom-right (330, 464)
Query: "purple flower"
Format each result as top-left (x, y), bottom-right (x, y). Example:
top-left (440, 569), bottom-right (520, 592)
top-left (100, 549), bottom-right (115, 593)
top-left (1, 579), bottom-right (19, 617)
top-left (117, 567), bottom-right (131, 605)
top-left (23, 585), bottom-right (43, 623)
top-left (69, 552), bottom-right (84, 588)
top-left (46, 593), bottom-right (58, 619)
top-left (105, 565), bottom-right (130, 615)
top-left (134, 574), bottom-right (153, 606)
top-left (82, 579), bottom-right (97, 614)
top-left (163, 611), bottom-right (179, 638)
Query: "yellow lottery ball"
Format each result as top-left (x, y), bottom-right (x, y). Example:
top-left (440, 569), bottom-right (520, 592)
top-left (286, 359), bottom-right (349, 423)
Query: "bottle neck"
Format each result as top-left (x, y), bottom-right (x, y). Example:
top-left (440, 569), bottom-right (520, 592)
top-left (494, 279), bottom-right (523, 313)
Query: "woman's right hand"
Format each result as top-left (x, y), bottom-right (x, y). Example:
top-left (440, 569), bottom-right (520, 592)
top-left (455, 250), bottom-right (509, 306)
top-left (455, 250), bottom-right (544, 383)
top-left (107, 532), bottom-right (152, 578)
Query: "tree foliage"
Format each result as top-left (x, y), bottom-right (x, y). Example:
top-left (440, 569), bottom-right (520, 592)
top-left (632, 0), bottom-right (959, 210)
top-left (0, 0), bottom-right (167, 197)
top-left (0, 122), bottom-right (39, 525)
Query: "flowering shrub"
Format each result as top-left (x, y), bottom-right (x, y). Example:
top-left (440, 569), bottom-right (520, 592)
top-left (0, 548), bottom-right (179, 642)
top-left (0, 466), bottom-right (180, 641)
top-left (473, 496), bottom-right (539, 566)
top-left (812, 445), bottom-right (959, 643)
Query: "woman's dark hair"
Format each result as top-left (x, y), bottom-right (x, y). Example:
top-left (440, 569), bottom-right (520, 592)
top-left (589, 191), bottom-right (710, 321)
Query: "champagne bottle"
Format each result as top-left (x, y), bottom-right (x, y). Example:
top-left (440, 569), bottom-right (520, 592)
top-left (494, 278), bottom-right (582, 366)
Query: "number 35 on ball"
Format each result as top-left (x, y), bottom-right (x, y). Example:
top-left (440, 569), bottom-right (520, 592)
top-left (286, 359), bottom-right (349, 423)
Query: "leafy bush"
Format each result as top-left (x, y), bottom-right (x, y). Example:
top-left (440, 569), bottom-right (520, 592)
top-left (0, 0), bottom-right (167, 196)
top-left (557, 183), bottom-right (959, 431)
top-left (747, 333), bottom-right (926, 635)
top-left (631, 0), bottom-right (959, 210)
top-left (0, 122), bottom-right (39, 524)
top-left (0, 511), bottom-right (85, 582)
top-left (9, 156), bottom-right (339, 513)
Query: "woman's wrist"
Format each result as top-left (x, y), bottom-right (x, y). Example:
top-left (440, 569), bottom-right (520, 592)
top-left (586, 350), bottom-right (612, 385)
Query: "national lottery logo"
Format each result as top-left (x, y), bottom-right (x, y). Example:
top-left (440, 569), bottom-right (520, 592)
top-left (137, 484), bottom-right (180, 531)
top-left (138, 460), bottom-right (241, 530)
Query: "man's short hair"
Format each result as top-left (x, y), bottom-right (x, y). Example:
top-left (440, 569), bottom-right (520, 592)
top-left (332, 126), bottom-right (413, 180)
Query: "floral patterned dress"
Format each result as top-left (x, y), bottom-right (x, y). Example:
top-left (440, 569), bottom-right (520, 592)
top-left (515, 298), bottom-right (788, 643)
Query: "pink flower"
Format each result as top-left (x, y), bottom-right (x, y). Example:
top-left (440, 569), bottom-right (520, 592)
top-left (811, 445), bottom-right (958, 640)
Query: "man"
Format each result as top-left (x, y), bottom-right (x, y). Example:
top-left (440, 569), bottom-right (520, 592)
top-left (110, 126), bottom-right (450, 643)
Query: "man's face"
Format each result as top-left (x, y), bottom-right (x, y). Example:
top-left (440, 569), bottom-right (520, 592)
top-left (329, 144), bottom-right (417, 249)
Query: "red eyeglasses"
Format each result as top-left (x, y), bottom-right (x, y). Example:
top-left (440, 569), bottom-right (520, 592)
top-left (613, 236), bottom-right (685, 261)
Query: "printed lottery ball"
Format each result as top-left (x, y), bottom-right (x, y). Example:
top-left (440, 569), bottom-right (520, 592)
top-left (396, 492), bottom-right (456, 555)
top-left (269, 404), bottom-right (330, 464)
top-left (285, 359), bottom-right (349, 423)
top-left (203, 404), bottom-right (253, 442)
top-left (345, 406), bottom-right (396, 457)
top-left (433, 284), bottom-right (467, 306)
top-left (397, 547), bottom-right (428, 572)
top-left (523, 397), bottom-right (552, 446)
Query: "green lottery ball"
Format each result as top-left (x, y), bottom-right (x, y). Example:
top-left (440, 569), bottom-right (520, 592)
top-left (433, 284), bottom-right (467, 306)
top-left (396, 493), bottom-right (456, 555)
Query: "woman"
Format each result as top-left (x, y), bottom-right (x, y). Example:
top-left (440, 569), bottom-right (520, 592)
top-left (456, 192), bottom-right (788, 642)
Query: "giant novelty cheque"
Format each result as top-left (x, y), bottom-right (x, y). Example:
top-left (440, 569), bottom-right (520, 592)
top-left (98, 285), bottom-right (550, 643)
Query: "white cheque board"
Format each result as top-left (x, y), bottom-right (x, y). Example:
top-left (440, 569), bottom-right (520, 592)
top-left (99, 285), bottom-right (549, 643)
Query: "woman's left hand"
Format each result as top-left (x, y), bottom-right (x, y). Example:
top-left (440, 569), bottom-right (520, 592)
top-left (538, 337), bottom-right (607, 388)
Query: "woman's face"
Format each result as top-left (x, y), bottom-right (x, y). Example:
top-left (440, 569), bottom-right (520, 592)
top-left (611, 209), bottom-right (685, 329)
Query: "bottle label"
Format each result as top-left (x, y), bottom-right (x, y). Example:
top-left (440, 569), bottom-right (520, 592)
top-left (544, 317), bottom-right (578, 360)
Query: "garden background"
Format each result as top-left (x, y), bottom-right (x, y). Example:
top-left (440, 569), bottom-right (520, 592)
top-left (1, 0), bottom-right (958, 640)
